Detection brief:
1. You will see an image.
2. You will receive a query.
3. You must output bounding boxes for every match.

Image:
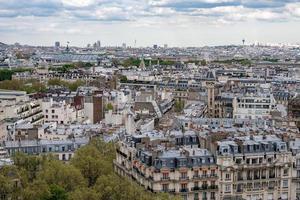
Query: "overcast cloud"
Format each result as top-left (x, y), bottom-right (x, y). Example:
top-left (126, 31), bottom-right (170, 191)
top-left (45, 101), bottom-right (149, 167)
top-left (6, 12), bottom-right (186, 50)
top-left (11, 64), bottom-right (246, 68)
top-left (0, 0), bottom-right (299, 46)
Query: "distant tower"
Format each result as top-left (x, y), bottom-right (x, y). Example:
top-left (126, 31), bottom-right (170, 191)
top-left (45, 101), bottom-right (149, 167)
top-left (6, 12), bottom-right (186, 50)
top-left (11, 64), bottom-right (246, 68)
top-left (66, 41), bottom-right (70, 52)
top-left (206, 71), bottom-right (216, 118)
top-left (97, 40), bottom-right (101, 48)
top-left (55, 41), bottom-right (60, 48)
top-left (149, 59), bottom-right (152, 67)
top-left (134, 39), bottom-right (137, 47)
top-left (139, 59), bottom-right (146, 69)
top-left (242, 39), bottom-right (245, 45)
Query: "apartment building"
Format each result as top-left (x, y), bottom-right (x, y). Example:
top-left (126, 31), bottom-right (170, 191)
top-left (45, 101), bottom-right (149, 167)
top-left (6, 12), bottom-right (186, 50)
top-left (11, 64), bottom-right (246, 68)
top-left (42, 98), bottom-right (83, 124)
top-left (233, 93), bottom-right (277, 120)
top-left (217, 135), bottom-right (293, 200)
top-left (114, 131), bottom-right (219, 200)
top-left (4, 138), bottom-right (89, 161)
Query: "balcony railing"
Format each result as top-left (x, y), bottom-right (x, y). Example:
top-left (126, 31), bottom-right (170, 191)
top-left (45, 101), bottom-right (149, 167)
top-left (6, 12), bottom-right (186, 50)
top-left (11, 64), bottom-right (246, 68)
top-left (208, 185), bottom-right (218, 190)
top-left (192, 186), bottom-right (200, 191)
top-left (179, 176), bottom-right (189, 180)
top-left (161, 177), bottom-right (170, 181)
top-left (269, 174), bottom-right (275, 179)
top-left (180, 188), bottom-right (188, 193)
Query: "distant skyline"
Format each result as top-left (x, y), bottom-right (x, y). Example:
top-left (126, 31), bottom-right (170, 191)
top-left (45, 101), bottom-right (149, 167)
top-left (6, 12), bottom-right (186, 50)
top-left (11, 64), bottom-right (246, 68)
top-left (0, 0), bottom-right (300, 47)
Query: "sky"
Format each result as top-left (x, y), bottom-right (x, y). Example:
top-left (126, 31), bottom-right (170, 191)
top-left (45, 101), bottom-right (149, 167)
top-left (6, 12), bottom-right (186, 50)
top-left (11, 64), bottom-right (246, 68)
top-left (0, 0), bottom-right (300, 47)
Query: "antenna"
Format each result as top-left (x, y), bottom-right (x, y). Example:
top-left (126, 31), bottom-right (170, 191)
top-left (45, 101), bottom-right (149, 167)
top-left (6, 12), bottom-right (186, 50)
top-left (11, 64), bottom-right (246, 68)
top-left (134, 39), bottom-right (136, 47)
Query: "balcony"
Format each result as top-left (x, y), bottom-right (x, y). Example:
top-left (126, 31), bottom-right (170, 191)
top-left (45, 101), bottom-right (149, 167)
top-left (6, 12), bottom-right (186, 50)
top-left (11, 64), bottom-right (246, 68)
top-left (210, 174), bottom-right (218, 178)
top-left (179, 176), bottom-right (189, 181)
top-left (201, 185), bottom-right (208, 190)
top-left (168, 189), bottom-right (175, 193)
top-left (237, 176), bottom-right (243, 181)
top-left (208, 185), bottom-right (218, 190)
top-left (193, 175), bottom-right (200, 179)
top-left (237, 188), bottom-right (243, 193)
top-left (268, 185), bottom-right (275, 190)
top-left (269, 174), bottom-right (275, 179)
top-left (193, 186), bottom-right (201, 191)
top-left (180, 188), bottom-right (188, 193)
top-left (161, 177), bottom-right (170, 181)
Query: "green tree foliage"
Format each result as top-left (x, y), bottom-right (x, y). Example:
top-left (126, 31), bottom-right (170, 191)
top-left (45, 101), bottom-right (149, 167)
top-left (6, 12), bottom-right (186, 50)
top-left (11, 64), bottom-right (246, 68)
top-left (0, 174), bottom-right (13, 199)
top-left (38, 160), bottom-right (86, 192)
top-left (105, 103), bottom-right (114, 111)
top-left (0, 68), bottom-right (33, 81)
top-left (48, 78), bottom-right (85, 91)
top-left (122, 58), bottom-right (176, 67)
top-left (212, 58), bottom-right (252, 66)
top-left (119, 75), bottom-right (128, 83)
top-left (0, 79), bottom-right (46, 93)
top-left (49, 64), bottom-right (76, 73)
top-left (122, 57), bottom-right (141, 67)
top-left (174, 99), bottom-right (185, 113)
top-left (74, 62), bottom-right (93, 68)
top-left (200, 59), bottom-right (207, 66)
top-left (68, 188), bottom-right (100, 200)
top-left (0, 139), bottom-right (179, 200)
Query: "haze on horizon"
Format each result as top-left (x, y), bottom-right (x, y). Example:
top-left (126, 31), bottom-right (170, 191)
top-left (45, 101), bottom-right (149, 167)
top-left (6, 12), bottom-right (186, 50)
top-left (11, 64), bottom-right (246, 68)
top-left (0, 0), bottom-right (300, 47)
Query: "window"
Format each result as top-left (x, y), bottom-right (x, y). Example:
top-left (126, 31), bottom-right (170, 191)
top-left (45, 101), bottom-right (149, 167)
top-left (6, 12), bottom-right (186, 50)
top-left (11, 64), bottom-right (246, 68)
top-left (181, 172), bottom-right (187, 179)
top-left (194, 170), bottom-right (199, 177)
top-left (52, 109), bottom-right (55, 113)
top-left (194, 182), bottom-right (199, 187)
top-left (62, 154), bottom-right (66, 161)
top-left (211, 192), bottom-right (215, 199)
top-left (162, 184), bottom-right (169, 192)
top-left (194, 193), bottom-right (199, 200)
top-left (282, 180), bottom-right (288, 188)
top-left (268, 194), bottom-right (273, 200)
top-left (225, 173), bottom-right (230, 180)
top-left (225, 184), bottom-right (231, 193)
top-left (283, 169), bottom-right (288, 176)
top-left (62, 146), bottom-right (65, 152)
top-left (162, 160), bottom-right (167, 167)
top-left (46, 109), bottom-right (48, 113)
top-left (181, 183), bottom-right (187, 190)
top-left (162, 173), bottom-right (169, 180)
top-left (211, 169), bottom-right (215, 176)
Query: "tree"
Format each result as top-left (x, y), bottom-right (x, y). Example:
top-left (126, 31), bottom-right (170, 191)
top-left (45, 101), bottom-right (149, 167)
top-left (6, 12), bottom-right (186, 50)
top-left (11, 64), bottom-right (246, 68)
top-left (200, 59), bottom-right (207, 66)
top-left (68, 188), bottom-right (100, 200)
top-left (119, 75), bottom-right (128, 83)
top-left (47, 184), bottom-right (68, 200)
top-left (38, 159), bottom-right (86, 192)
top-left (106, 103), bottom-right (114, 111)
top-left (174, 99), bottom-right (185, 113)
top-left (22, 180), bottom-right (51, 200)
top-left (71, 145), bottom-right (111, 187)
top-left (0, 174), bottom-right (13, 199)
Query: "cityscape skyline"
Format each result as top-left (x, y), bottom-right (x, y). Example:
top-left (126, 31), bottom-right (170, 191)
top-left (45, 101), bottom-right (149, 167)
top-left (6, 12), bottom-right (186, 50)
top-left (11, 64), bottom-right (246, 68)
top-left (0, 0), bottom-right (300, 47)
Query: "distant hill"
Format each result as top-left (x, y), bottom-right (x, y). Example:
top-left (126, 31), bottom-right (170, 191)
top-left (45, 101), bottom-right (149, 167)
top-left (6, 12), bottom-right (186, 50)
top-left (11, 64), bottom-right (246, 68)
top-left (0, 42), bottom-right (8, 47)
